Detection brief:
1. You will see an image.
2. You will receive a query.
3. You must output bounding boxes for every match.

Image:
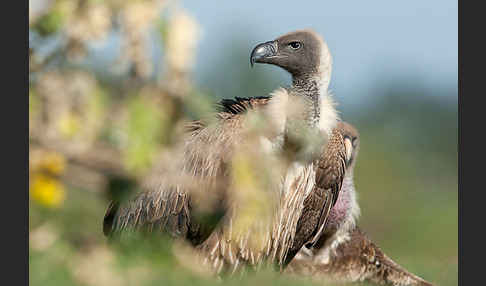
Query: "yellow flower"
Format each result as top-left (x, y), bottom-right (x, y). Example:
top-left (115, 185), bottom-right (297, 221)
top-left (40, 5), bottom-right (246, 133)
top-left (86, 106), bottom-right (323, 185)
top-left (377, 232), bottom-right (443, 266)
top-left (30, 173), bottom-right (65, 208)
top-left (39, 152), bottom-right (66, 176)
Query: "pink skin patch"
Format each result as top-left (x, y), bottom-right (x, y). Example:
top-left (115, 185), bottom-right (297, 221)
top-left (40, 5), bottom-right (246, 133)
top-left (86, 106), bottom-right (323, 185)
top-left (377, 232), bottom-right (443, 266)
top-left (326, 176), bottom-right (353, 231)
top-left (327, 191), bottom-right (350, 228)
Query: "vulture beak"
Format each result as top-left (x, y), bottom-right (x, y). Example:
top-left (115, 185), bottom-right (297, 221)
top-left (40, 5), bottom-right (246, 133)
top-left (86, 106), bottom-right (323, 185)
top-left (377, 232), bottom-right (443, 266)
top-left (250, 40), bottom-right (278, 67)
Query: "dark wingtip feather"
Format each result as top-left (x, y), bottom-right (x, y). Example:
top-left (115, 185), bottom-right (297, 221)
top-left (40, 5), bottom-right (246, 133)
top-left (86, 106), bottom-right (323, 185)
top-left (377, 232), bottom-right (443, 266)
top-left (217, 96), bottom-right (271, 115)
top-left (103, 201), bottom-right (119, 237)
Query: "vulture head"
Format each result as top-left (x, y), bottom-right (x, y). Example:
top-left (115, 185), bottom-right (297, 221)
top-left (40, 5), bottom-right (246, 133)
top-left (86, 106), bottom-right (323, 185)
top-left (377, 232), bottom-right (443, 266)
top-left (250, 29), bottom-right (332, 83)
top-left (339, 121), bottom-right (360, 169)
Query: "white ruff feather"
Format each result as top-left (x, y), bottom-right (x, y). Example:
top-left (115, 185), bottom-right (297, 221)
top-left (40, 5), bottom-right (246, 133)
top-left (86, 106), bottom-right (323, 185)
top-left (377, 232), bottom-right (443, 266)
top-left (316, 37), bottom-right (339, 135)
top-left (318, 91), bottom-right (338, 135)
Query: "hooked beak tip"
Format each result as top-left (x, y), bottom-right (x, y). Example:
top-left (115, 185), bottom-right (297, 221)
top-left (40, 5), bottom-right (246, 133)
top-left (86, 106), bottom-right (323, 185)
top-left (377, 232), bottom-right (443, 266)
top-left (250, 40), bottom-right (277, 68)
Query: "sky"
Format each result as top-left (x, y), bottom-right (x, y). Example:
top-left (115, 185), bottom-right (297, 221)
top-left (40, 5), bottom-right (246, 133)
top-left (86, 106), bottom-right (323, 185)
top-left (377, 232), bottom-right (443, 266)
top-left (30, 0), bottom-right (458, 107)
top-left (179, 0), bottom-right (457, 106)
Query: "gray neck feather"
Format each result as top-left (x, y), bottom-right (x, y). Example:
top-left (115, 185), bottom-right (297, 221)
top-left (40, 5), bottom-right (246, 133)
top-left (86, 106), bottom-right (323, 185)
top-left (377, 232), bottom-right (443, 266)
top-left (290, 75), bottom-right (322, 126)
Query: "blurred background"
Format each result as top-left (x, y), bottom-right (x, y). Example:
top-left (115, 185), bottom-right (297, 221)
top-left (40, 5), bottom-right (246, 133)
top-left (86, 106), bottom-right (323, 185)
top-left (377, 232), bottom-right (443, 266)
top-left (29, 0), bottom-right (457, 285)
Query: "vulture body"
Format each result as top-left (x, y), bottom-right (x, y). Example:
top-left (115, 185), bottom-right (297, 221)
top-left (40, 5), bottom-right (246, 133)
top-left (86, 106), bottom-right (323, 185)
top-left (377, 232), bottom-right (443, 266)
top-left (104, 30), bottom-right (348, 273)
top-left (286, 122), bottom-right (435, 286)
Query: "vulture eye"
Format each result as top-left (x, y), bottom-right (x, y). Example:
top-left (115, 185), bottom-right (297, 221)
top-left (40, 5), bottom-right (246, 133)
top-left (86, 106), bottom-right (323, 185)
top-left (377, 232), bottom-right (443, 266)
top-left (288, 41), bottom-right (302, 50)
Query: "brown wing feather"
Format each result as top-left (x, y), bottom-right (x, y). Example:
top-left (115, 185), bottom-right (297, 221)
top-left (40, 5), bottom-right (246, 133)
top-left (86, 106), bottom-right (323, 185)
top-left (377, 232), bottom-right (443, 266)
top-left (310, 129), bottom-right (347, 244)
top-left (217, 96), bottom-right (271, 117)
top-left (105, 190), bottom-right (194, 239)
top-left (284, 127), bottom-right (347, 266)
top-left (104, 177), bottom-right (232, 246)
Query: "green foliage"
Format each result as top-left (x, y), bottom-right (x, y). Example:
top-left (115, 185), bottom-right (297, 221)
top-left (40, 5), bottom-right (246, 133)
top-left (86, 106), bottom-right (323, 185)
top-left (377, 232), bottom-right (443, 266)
top-left (182, 90), bottom-right (218, 121)
top-left (33, 10), bottom-right (65, 36)
top-left (29, 3), bottom-right (457, 285)
top-left (122, 96), bottom-right (165, 175)
top-left (30, 113), bottom-right (458, 285)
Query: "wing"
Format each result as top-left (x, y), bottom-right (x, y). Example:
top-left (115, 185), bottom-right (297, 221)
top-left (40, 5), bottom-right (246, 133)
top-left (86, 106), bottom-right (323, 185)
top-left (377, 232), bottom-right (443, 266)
top-left (104, 189), bottom-right (190, 236)
top-left (310, 127), bottom-right (347, 245)
top-left (103, 186), bottom-right (226, 246)
top-left (102, 96), bottom-right (273, 245)
top-left (284, 127), bottom-right (347, 266)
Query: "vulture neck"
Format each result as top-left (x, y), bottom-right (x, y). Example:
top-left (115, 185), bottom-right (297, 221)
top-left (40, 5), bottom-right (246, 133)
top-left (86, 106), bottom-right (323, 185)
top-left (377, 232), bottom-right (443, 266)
top-left (290, 73), bottom-right (336, 134)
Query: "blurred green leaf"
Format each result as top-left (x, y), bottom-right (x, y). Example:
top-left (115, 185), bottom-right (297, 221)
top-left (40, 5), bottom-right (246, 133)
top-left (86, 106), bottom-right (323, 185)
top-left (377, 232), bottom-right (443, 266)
top-left (122, 96), bottom-right (165, 175)
top-left (33, 10), bottom-right (64, 36)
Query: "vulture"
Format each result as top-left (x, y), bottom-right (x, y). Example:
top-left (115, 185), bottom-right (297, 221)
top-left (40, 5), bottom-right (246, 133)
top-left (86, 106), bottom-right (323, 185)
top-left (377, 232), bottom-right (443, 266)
top-left (103, 29), bottom-right (349, 274)
top-left (286, 122), bottom-right (435, 286)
